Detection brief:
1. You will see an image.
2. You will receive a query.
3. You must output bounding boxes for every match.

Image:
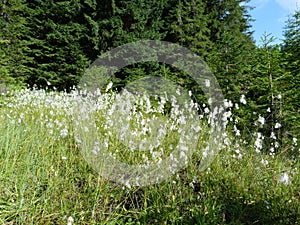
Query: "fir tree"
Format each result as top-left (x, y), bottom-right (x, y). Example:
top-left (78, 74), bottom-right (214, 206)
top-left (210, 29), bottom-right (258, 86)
top-left (0, 0), bottom-right (30, 86)
top-left (23, 0), bottom-right (91, 90)
top-left (281, 9), bottom-right (300, 144)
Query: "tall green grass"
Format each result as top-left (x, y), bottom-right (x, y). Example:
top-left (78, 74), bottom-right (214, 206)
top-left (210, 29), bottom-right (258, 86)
top-left (0, 89), bottom-right (299, 224)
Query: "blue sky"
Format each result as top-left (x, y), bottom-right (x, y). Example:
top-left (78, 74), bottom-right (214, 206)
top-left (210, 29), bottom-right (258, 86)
top-left (248, 0), bottom-right (300, 45)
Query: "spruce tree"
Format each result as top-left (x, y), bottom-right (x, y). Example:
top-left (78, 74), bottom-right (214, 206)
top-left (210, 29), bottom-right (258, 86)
top-left (245, 34), bottom-right (289, 152)
top-left (23, 0), bottom-right (91, 90)
top-left (281, 10), bottom-right (300, 145)
top-left (204, 0), bottom-right (255, 97)
top-left (165, 0), bottom-right (211, 58)
top-left (0, 0), bottom-right (30, 86)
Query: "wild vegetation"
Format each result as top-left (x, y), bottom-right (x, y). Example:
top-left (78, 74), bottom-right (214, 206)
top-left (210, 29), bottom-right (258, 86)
top-left (0, 0), bottom-right (299, 224)
top-left (0, 87), bottom-right (299, 224)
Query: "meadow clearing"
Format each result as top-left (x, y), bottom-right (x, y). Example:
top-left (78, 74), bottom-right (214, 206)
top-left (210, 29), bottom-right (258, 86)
top-left (0, 86), bottom-right (299, 224)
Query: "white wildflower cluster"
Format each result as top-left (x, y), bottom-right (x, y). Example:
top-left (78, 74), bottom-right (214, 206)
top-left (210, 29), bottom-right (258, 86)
top-left (278, 171), bottom-right (290, 185)
top-left (67, 216), bottom-right (74, 225)
top-left (233, 124), bottom-right (240, 137)
top-left (240, 94), bottom-right (247, 105)
top-left (257, 115), bottom-right (265, 127)
top-left (293, 137), bottom-right (297, 145)
top-left (1, 85), bottom-right (210, 182)
top-left (70, 85), bottom-right (214, 186)
top-left (274, 122), bottom-right (281, 129)
top-left (254, 132), bottom-right (264, 153)
top-left (1, 89), bottom-right (77, 142)
top-left (205, 79), bottom-right (210, 87)
top-left (261, 158), bottom-right (268, 166)
top-left (2, 85), bottom-right (297, 187)
top-left (291, 137), bottom-right (299, 154)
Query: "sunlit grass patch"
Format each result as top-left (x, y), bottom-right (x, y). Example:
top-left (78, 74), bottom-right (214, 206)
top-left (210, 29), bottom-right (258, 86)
top-left (0, 88), bottom-right (299, 224)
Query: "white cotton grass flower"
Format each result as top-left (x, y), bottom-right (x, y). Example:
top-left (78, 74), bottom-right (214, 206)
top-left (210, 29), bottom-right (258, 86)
top-left (293, 138), bottom-right (297, 145)
top-left (60, 128), bottom-right (68, 138)
top-left (269, 147), bottom-right (275, 156)
top-left (278, 171), bottom-right (290, 185)
top-left (257, 115), bottom-right (265, 127)
top-left (240, 94), bottom-right (247, 105)
top-left (223, 99), bottom-right (233, 108)
top-left (204, 107), bottom-right (210, 114)
top-left (274, 122), bottom-right (281, 129)
top-left (222, 110), bottom-right (232, 126)
top-left (270, 132), bottom-right (276, 140)
top-left (193, 125), bottom-right (201, 133)
top-left (105, 81), bottom-right (113, 93)
top-left (208, 98), bottom-right (212, 105)
top-left (234, 125), bottom-right (240, 136)
top-left (254, 132), bottom-right (264, 153)
top-left (67, 216), bottom-right (74, 225)
top-left (261, 158), bottom-right (268, 166)
top-left (205, 79), bottom-right (210, 87)
top-left (233, 149), bottom-right (243, 159)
